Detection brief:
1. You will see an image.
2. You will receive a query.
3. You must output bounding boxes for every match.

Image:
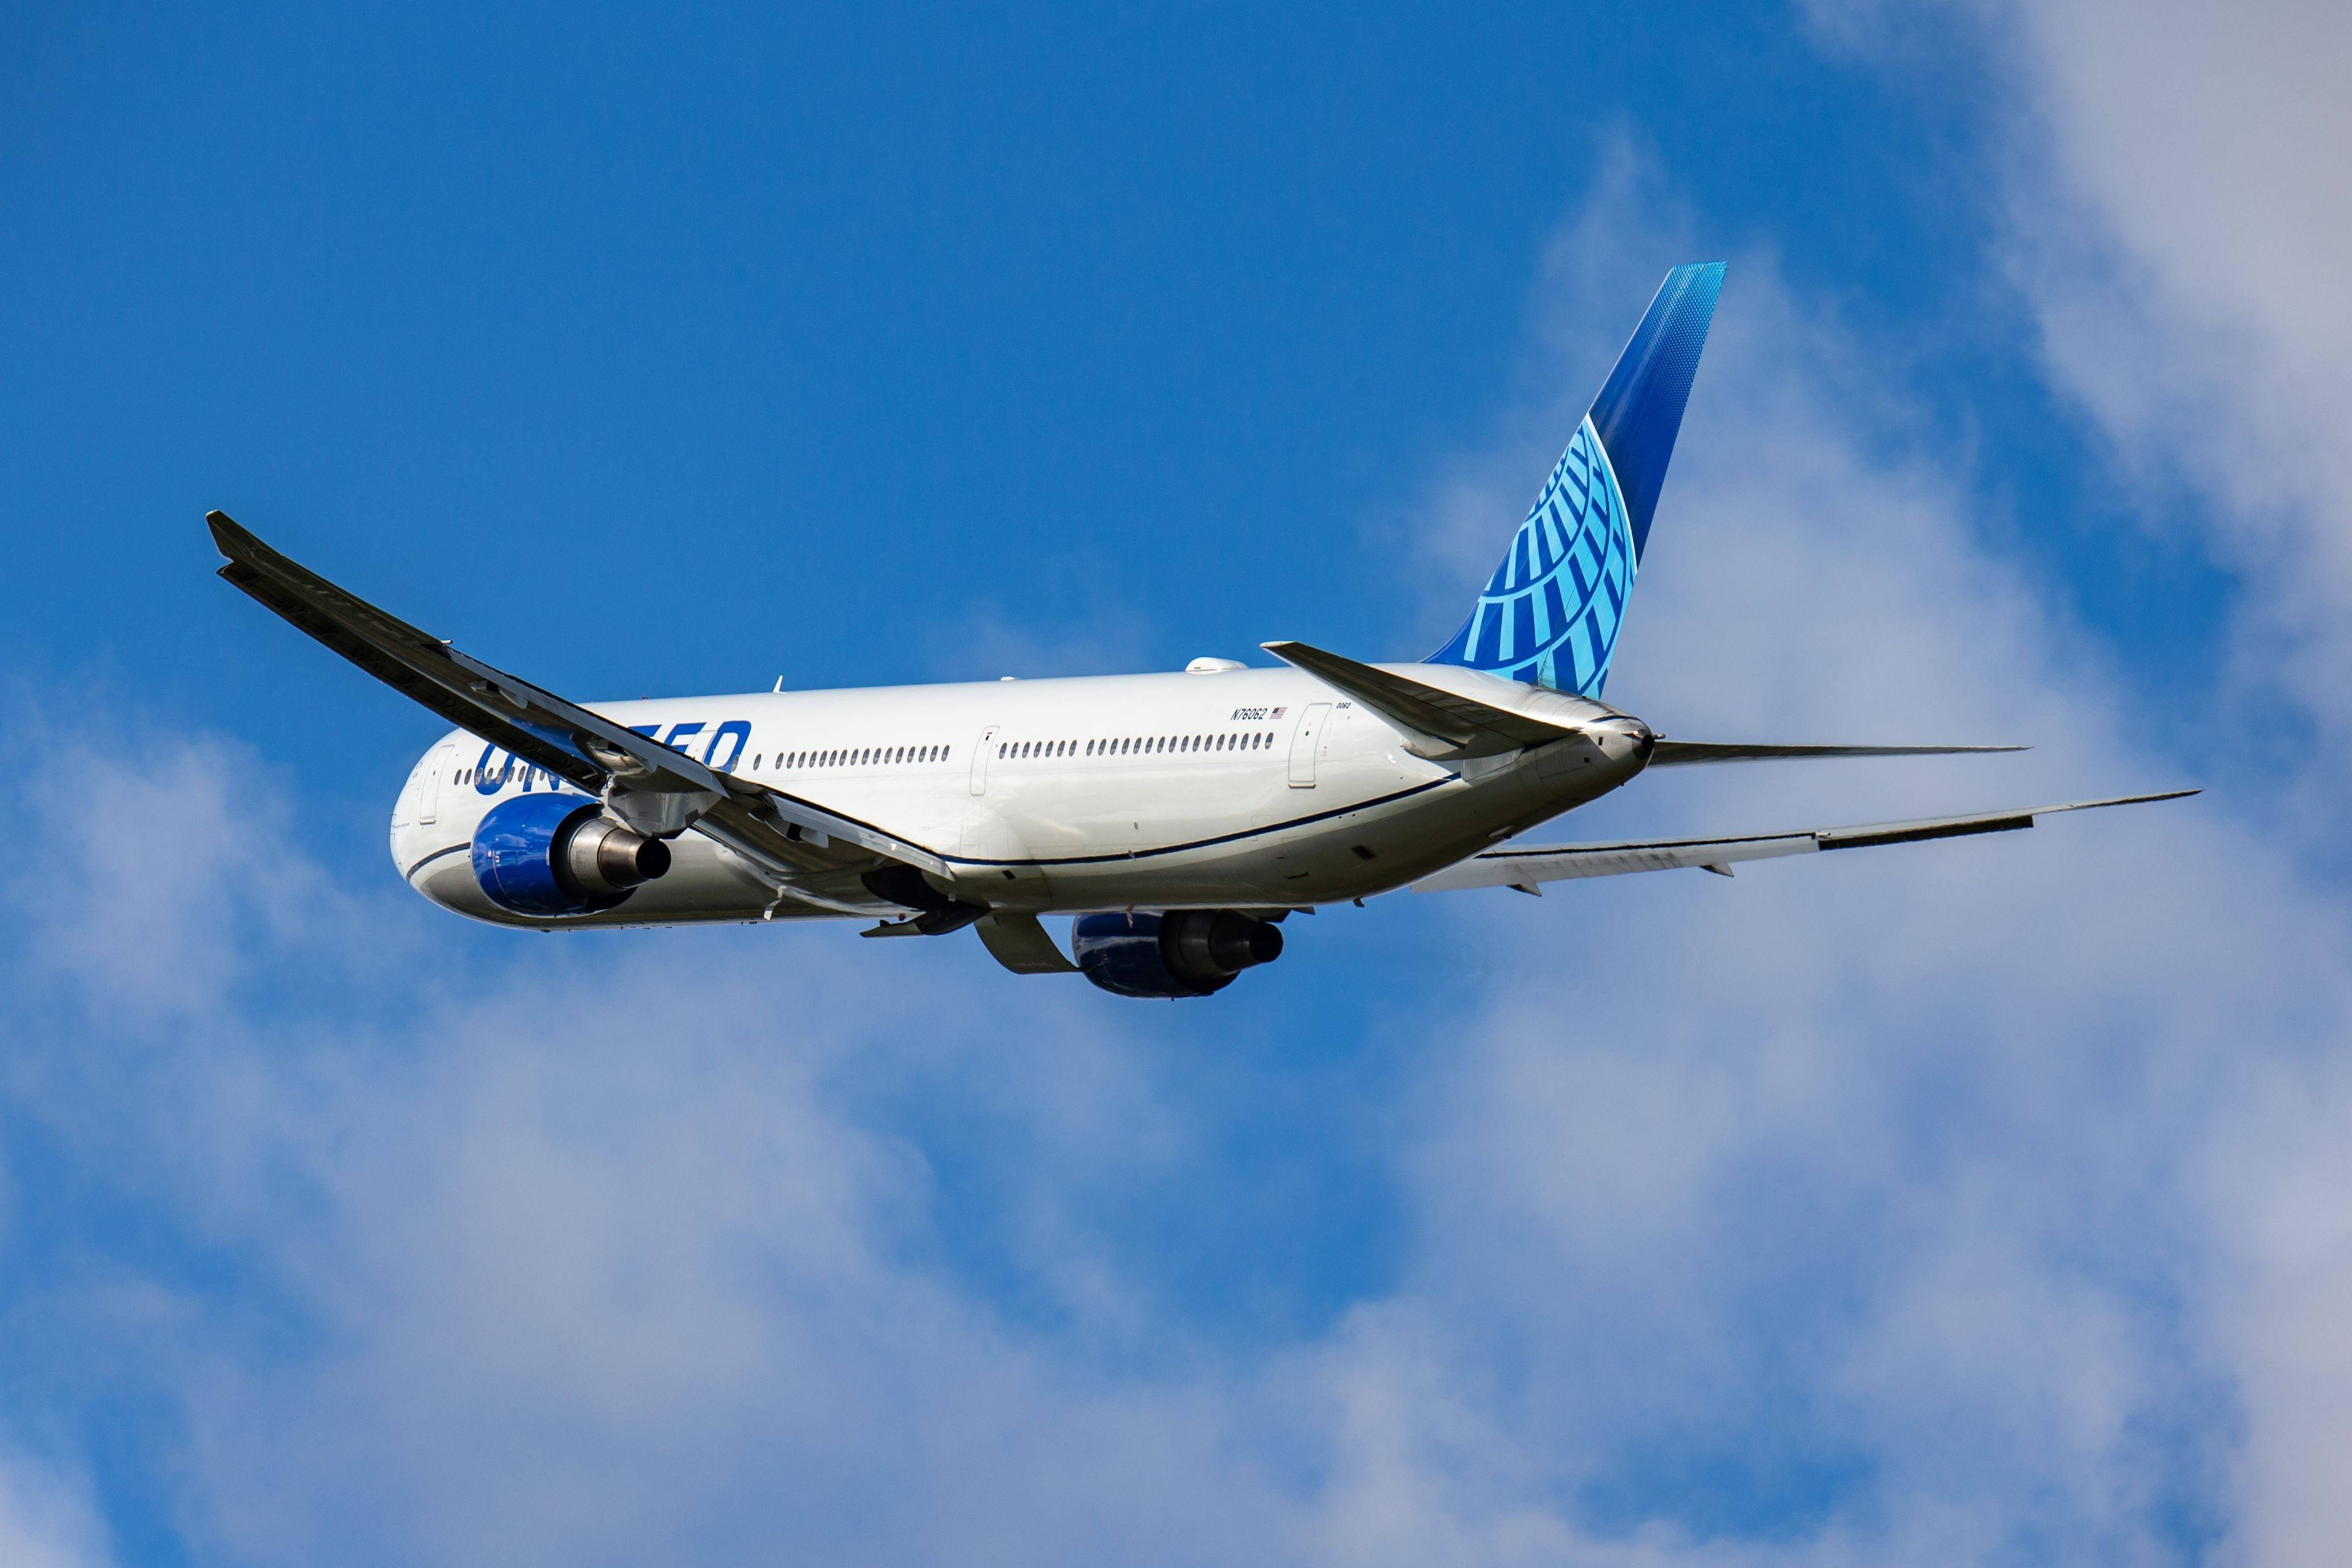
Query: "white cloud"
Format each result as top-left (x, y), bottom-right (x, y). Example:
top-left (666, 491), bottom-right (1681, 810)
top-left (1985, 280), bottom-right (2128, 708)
top-left (1392, 147), bottom-right (2352, 1565)
top-left (1812, 0), bottom-right (2352, 767)
top-left (7, 141), bottom-right (2352, 1568)
top-left (0, 1449), bottom-right (112, 1568)
top-left (1798, 7), bottom-right (2352, 1558)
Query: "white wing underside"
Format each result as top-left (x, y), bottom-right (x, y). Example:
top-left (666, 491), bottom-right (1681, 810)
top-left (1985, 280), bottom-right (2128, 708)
top-left (1412, 791), bottom-right (2197, 894)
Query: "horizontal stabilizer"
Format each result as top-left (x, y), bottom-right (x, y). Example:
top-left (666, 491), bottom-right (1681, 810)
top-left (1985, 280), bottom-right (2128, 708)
top-left (1649, 741), bottom-right (2025, 767)
top-left (1260, 640), bottom-right (1574, 759)
top-left (1411, 789), bottom-right (2197, 893)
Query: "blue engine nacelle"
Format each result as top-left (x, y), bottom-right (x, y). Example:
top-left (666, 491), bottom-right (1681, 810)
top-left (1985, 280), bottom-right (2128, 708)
top-left (471, 794), bottom-right (672, 916)
top-left (1070, 910), bottom-right (1285, 998)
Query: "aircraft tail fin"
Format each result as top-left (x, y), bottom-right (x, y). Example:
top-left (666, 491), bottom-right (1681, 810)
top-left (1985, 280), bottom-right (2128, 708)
top-left (1425, 261), bottom-right (1724, 696)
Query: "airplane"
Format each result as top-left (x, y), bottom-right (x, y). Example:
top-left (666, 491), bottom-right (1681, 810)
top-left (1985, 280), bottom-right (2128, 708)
top-left (207, 261), bottom-right (2193, 999)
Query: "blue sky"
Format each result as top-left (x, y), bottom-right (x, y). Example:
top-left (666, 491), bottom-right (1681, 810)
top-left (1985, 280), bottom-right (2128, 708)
top-left (5, 3), bottom-right (2349, 1565)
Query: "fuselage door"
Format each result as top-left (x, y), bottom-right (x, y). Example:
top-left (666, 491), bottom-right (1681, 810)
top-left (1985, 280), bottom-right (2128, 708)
top-left (417, 742), bottom-right (456, 824)
top-left (969, 725), bottom-right (1000, 796)
top-left (1287, 703), bottom-right (1331, 788)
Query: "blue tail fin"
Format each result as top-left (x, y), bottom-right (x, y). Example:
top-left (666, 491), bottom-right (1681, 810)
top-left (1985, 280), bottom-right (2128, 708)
top-left (1426, 261), bottom-right (1724, 696)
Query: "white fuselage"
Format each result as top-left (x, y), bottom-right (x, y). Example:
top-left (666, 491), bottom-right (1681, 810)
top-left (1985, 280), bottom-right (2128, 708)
top-left (389, 662), bottom-right (1651, 929)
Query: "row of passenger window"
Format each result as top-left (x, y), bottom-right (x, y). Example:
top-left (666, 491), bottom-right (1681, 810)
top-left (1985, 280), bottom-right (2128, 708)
top-left (459, 746), bottom-right (945, 789)
top-left (1000, 731), bottom-right (1273, 760)
top-left (457, 729), bottom-right (1267, 792)
top-left (750, 744), bottom-right (946, 772)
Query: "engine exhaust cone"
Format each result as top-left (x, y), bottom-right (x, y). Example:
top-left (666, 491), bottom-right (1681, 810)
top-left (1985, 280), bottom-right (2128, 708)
top-left (566, 816), bottom-right (670, 895)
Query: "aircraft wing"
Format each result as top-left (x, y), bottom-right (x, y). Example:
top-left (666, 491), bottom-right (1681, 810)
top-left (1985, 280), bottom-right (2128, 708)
top-left (1260, 640), bottom-right (1575, 758)
top-left (1410, 789), bottom-right (2197, 893)
top-left (207, 511), bottom-right (949, 877)
top-left (209, 510), bottom-right (722, 796)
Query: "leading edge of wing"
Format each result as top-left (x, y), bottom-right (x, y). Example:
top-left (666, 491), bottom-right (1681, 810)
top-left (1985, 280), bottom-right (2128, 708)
top-left (1410, 789), bottom-right (2200, 893)
top-left (1648, 740), bottom-right (2027, 766)
top-left (209, 511), bottom-right (953, 879)
top-left (207, 510), bottom-right (726, 797)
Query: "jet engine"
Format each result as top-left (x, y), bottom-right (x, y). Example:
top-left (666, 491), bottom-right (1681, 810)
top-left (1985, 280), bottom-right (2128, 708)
top-left (471, 794), bottom-right (672, 916)
top-left (1070, 910), bottom-right (1284, 999)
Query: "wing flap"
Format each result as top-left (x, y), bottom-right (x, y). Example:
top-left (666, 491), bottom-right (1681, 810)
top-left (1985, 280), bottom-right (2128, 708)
top-left (1412, 790), bottom-right (2198, 893)
top-left (731, 788), bottom-right (953, 877)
